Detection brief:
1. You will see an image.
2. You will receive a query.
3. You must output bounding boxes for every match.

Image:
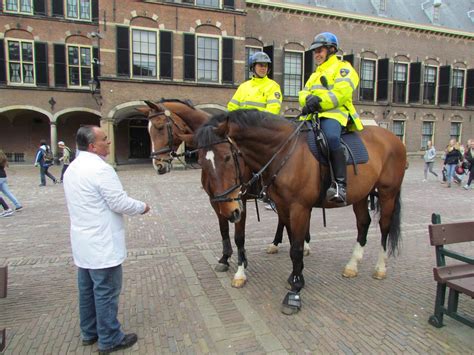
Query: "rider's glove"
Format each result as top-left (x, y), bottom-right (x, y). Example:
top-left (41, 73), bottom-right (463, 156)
top-left (305, 95), bottom-right (322, 114)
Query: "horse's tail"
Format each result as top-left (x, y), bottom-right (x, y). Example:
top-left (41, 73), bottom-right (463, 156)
top-left (387, 190), bottom-right (402, 256)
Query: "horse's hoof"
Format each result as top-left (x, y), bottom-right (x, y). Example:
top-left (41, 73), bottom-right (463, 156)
top-left (372, 271), bottom-right (386, 280)
top-left (342, 268), bottom-right (358, 278)
top-left (281, 304), bottom-right (300, 315)
top-left (266, 244), bottom-right (279, 254)
top-left (303, 248), bottom-right (310, 256)
top-left (231, 278), bottom-right (247, 288)
top-left (214, 264), bottom-right (229, 272)
top-left (281, 291), bottom-right (301, 315)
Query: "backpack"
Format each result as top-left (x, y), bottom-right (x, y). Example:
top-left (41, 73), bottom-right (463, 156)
top-left (66, 147), bottom-right (76, 162)
top-left (43, 146), bottom-right (54, 164)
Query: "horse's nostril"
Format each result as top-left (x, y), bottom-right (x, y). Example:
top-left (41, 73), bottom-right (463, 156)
top-left (230, 208), bottom-right (241, 223)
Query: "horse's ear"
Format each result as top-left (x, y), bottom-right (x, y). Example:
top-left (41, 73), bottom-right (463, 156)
top-left (144, 100), bottom-right (160, 111)
top-left (176, 133), bottom-right (195, 147)
top-left (136, 107), bottom-right (150, 115)
top-left (214, 118), bottom-right (229, 138)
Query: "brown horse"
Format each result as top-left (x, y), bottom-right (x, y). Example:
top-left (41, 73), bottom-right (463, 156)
top-left (195, 109), bottom-right (406, 314)
top-left (139, 99), bottom-right (309, 288)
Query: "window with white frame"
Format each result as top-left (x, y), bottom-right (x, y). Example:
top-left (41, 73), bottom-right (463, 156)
top-left (450, 122), bottom-right (461, 142)
top-left (67, 45), bottom-right (92, 87)
top-left (131, 29), bottom-right (157, 78)
top-left (196, 0), bottom-right (219, 8)
top-left (393, 63), bottom-right (408, 103)
top-left (4, 0), bottom-right (32, 14)
top-left (197, 36), bottom-right (219, 83)
top-left (66, 0), bottom-right (91, 21)
top-left (245, 46), bottom-right (262, 80)
top-left (360, 59), bottom-right (375, 101)
top-left (421, 121), bottom-right (434, 149)
top-left (423, 65), bottom-right (437, 105)
top-left (7, 39), bottom-right (35, 85)
top-left (451, 69), bottom-right (465, 106)
top-left (392, 120), bottom-right (405, 142)
top-left (283, 51), bottom-right (303, 97)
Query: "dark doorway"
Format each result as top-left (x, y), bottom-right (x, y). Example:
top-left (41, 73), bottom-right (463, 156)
top-left (129, 119), bottom-right (151, 159)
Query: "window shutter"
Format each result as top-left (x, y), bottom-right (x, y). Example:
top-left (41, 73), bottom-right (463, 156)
top-left (0, 40), bottom-right (6, 84)
top-left (438, 65), bottom-right (451, 105)
top-left (183, 34), bottom-right (195, 81)
top-left (35, 42), bottom-right (48, 86)
top-left (408, 62), bottom-right (421, 103)
top-left (33, 0), bottom-right (46, 15)
top-left (92, 0), bottom-right (99, 22)
top-left (160, 31), bottom-right (173, 79)
top-left (377, 58), bottom-right (389, 101)
top-left (223, 0), bottom-right (234, 10)
top-left (116, 26), bottom-right (130, 77)
top-left (343, 54), bottom-right (354, 66)
top-left (222, 38), bottom-right (233, 84)
top-left (304, 50), bottom-right (314, 85)
top-left (263, 45), bottom-right (274, 79)
top-left (466, 69), bottom-right (474, 106)
top-left (52, 0), bottom-right (63, 17)
top-left (54, 44), bottom-right (66, 87)
top-left (93, 47), bottom-right (100, 78)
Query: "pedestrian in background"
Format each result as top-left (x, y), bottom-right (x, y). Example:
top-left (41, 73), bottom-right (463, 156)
top-left (34, 139), bottom-right (57, 186)
top-left (0, 150), bottom-right (22, 211)
top-left (443, 139), bottom-right (463, 188)
top-left (423, 140), bottom-right (438, 182)
top-left (63, 125), bottom-right (150, 353)
top-left (463, 139), bottom-right (474, 190)
top-left (0, 196), bottom-right (14, 217)
top-left (58, 141), bottom-right (72, 183)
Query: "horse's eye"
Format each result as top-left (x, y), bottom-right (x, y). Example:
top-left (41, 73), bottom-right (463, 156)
top-left (224, 155), bottom-right (231, 162)
top-left (156, 126), bottom-right (164, 132)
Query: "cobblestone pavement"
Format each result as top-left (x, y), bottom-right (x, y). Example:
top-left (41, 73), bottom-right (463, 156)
top-left (0, 158), bottom-right (473, 354)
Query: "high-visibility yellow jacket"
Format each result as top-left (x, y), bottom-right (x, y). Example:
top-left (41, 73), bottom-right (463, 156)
top-left (299, 55), bottom-right (363, 131)
top-left (228, 76), bottom-right (282, 115)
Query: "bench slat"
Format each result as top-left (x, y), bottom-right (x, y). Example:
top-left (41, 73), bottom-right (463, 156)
top-left (446, 277), bottom-right (474, 298)
top-left (433, 264), bottom-right (474, 283)
top-left (429, 222), bottom-right (474, 246)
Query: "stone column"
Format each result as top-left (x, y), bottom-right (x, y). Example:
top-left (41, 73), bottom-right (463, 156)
top-left (50, 121), bottom-right (58, 158)
top-left (101, 117), bottom-right (116, 166)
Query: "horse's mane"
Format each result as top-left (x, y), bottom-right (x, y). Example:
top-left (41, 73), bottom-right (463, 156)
top-left (158, 98), bottom-right (196, 110)
top-left (195, 109), bottom-right (293, 148)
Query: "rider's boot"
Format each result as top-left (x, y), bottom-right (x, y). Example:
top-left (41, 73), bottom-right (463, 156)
top-left (326, 147), bottom-right (347, 206)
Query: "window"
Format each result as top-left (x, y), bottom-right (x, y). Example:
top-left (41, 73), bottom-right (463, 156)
top-left (4, 0), bottom-right (32, 14)
top-left (393, 63), bottom-right (408, 103)
top-left (67, 45), bottom-right (92, 87)
top-left (196, 0), bottom-right (219, 8)
top-left (7, 40), bottom-right (35, 85)
top-left (131, 29), bottom-right (157, 78)
top-left (360, 59), bottom-right (375, 101)
top-left (450, 122), bottom-right (461, 142)
top-left (197, 36), bottom-right (219, 83)
top-left (245, 46), bottom-right (261, 80)
top-left (66, 0), bottom-right (91, 21)
top-left (451, 69), bottom-right (465, 106)
top-left (283, 51), bottom-right (303, 97)
top-left (423, 66), bottom-right (437, 105)
top-left (392, 120), bottom-right (405, 142)
top-left (421, 121), bottom-right (434, 149)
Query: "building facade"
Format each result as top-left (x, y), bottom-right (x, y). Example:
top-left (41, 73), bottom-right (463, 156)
top-left (0, 0), bottom-right (473, 165)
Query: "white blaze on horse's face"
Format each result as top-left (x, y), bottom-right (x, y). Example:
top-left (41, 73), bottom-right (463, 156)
top-left (148, 120), bottom-right (158, 170)
top-left (205, 150), bottom-right (216, 171)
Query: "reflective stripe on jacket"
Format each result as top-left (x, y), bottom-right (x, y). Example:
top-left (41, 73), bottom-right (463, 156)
top-left (299, 55), bottom-right (363, 131)
top-left (227, 76), bottom-right (282, 115)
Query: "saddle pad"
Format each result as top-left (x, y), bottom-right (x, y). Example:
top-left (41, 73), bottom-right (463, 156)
top-left (305, 122), bottom-right (369, 165)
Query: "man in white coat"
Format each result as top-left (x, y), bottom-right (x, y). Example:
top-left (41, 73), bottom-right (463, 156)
top-left (63, 125), bottom-right (150, 354)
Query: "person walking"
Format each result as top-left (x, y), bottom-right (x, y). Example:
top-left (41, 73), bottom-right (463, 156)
top-left (58, 141), bottom-right (73, 183)
top-left (0, 150), bottom-right (22, 211)
top-left (0, 196), bottom-right (14, 217)
top-left (423, 140), bottom-right (438, 181)
top-left (463, 139), bottom-right (474, 190)
top-left (63, 126), bottom-right (150, 354)
top-left (443, 139), bottom-right (463, 188)
top-left (34, 139), bottom-right (57, 186)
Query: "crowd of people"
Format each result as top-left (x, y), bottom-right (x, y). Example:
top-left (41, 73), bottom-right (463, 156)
top-left (423, 138), bottom-right (474, 189)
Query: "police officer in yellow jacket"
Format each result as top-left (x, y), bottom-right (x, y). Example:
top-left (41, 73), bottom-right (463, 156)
top-left (300, 32), bottom-right (363, 206)
top-left (228, 52), bottom-right (282, 115)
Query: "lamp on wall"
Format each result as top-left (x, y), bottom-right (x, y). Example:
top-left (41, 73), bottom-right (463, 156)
top-left (88, 76), bottom-right (102, 106)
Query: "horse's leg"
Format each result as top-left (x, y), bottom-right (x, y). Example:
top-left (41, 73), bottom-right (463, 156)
top-left (266, 217), bottom-right (285, 254)
top-left (215, 214), bottom-right (233, 272)
top-left (373, 190), bottom-right (402, 280)
top-left (343, 198), bottom-right (371, 278)
top-left (232, 204), bottom-right (248, 288)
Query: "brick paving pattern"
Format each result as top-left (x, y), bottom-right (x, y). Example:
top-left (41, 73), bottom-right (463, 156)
top-left (0, 159), bottom-right (473, 354)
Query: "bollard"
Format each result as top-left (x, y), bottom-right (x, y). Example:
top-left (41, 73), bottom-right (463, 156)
top-left (0, 266), bottom-right (7, 298)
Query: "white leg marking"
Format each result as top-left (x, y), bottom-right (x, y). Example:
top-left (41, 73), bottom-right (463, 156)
top-left (374, 246), bottom-right (388, 274)
top-left (234, 265), bottom-right (246, 280)
top-left (345, 243), bottom-right (364, 272)
top-left (303, 241), bottom-right (311, 256)
top-left (205, 150), bottom-right (216, 170)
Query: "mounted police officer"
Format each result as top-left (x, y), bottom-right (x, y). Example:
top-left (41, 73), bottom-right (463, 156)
top-left (300, 32), bottom-right (363, 205)
top-left (228, 51), bottom-right (282, 115)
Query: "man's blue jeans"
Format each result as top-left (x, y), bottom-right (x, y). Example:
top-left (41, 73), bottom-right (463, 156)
top-left (78, 265), bottom-right (125, 350)
top-left (0, 178), bottom-right (21, 208)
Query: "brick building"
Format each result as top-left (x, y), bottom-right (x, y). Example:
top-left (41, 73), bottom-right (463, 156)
top-left (0, 0), bottom-right (473, 165)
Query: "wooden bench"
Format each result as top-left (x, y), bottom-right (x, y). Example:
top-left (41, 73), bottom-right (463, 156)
top-left (428, 214), bottom-right (474, 328)
top-left (0, 266), bottom-right (6, 351)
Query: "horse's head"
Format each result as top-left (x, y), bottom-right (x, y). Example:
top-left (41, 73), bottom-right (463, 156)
top-left (195, 119), bottom-right (245, 223)
top-left (140, 100), bottom-right (193, 175)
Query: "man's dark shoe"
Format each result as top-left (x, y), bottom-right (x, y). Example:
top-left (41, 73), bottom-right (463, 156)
top-left (82, 337), bottom-right (98, 346)
top-left (98, 333), bottom-right (137, 354)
